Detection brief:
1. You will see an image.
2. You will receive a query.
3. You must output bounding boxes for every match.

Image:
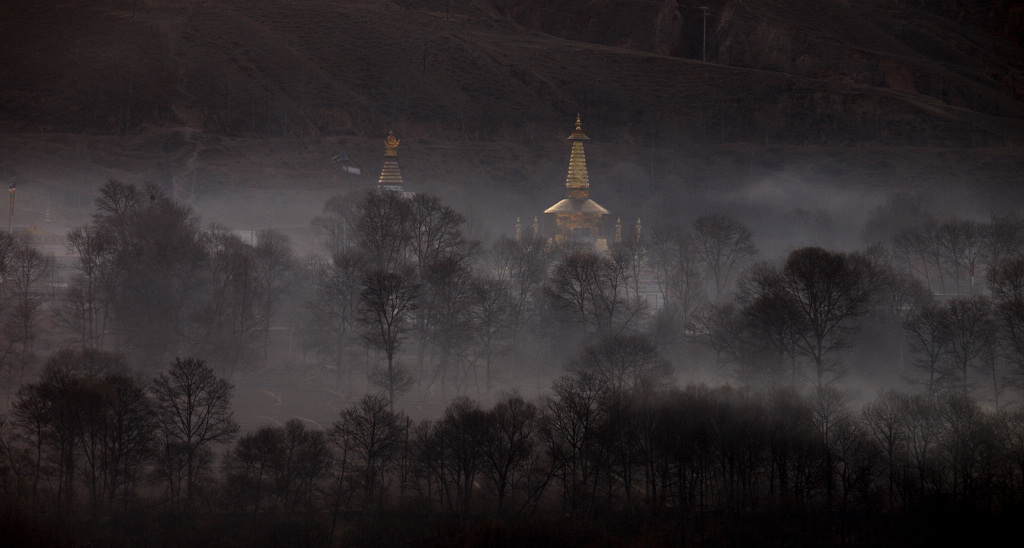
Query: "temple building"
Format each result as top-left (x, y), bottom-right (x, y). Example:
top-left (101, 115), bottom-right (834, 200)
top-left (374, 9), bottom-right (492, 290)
top-left (544, 115), bottom-right (610, 248)
top-left (376, 131), bottom-right (414, 198)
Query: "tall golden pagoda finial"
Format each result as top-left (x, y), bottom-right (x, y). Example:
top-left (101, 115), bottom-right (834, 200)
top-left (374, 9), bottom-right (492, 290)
top-left (565, 114), bottom-right (590, 195)
top-left (615, 217), bottom-right (622, 243)
top-left (532, 216), bottom-right (539, 239)
top-left (515, 217), bottom-right (522, 242)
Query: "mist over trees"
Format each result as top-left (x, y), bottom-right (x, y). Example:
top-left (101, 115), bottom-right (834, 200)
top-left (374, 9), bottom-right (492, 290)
top-left (52, 180), bottom-right (295, 377)
top-left (0, 182), bottom-right (1023, 546)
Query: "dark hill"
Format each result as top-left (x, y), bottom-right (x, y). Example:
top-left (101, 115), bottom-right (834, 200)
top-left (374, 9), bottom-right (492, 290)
top-left (0, 0), bottom-right (1022, 250)
top-left (3, 0), bottom-right (1022, 143)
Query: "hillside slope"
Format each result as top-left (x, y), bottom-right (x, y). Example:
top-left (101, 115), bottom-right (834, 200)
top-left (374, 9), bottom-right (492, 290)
top-left (2, 0), bottom-right (1021, 145)
top-left (0, 0), bottom-right (1022, 251)
top-left (505, 0), bottom-right (1024, 120)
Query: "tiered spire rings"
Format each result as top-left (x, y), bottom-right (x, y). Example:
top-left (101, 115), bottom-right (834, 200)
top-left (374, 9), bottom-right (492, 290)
top-left (377, 131), bottom-right (405, 193)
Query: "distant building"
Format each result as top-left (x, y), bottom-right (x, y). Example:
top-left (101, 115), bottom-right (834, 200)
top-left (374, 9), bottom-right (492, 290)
top-left (544, 115), bottom-right (610, 250)
top-left (532, 117), bottom-right (665, 311)
top-left (376, 131), bottom-right (415, 199)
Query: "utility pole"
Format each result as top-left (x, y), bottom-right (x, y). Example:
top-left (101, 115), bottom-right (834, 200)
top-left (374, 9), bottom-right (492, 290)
top-left (7, 178), bottom-right (15, 234)
top-left (700, 6), bottom-right (709, 63)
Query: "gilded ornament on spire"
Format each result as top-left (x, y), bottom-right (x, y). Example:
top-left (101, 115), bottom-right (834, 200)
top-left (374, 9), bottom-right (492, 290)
top-left (384, 131), bottom-right (400, 157)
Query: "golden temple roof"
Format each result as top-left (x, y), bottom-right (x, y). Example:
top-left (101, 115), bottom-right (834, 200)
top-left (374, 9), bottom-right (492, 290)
top-left (377, 131), bottom-right (404, 191)
top-left (543, 198), bottom-right (610, 215)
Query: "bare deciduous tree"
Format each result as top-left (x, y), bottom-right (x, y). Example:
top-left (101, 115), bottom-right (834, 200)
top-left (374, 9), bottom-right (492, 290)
top-left (469, 275), bottom-right (512, 394)
top-left (2, 234), bottom-right (52, 377)
top-left (431, 397), bottom-right (491, 514)
top-left (311, 190), bottom-right (362, 256)
top-left (408, 194), bottom-right (477, 279)
top-left (779, 248), bottom-right (876, 385)
top-left (304, 250), bottom-right (365, 392)
top-left (253, 228), bottom-right (296, 358)
top-left (936, 219), bottom-right (986, 296)
top-left (647, 224), bottom-right (706, 327)
top-left (360, 270), bottom-right (418, 408)
top-left (691, 213), bottom-right (757, 300)
top-left (481, 392), bottom-right (542, 513)
top-left (355, 191), bottom-right (412, 273)
top-left (984, 214), bottom-right (1024, 273)
top-left (421, 257), bottom-right (476, 397)
top-left (58, 225), bottom-right (114, 349)
top-left (943, 298), bottom-right (997, 400)
top-left (903, 303), bottom-right (952, 395)
top-left (150, 357), bottom-right (239, 509)
top-left (331, 394), bottom-right (406, 507)
top-left (567, 333), bottom-right (672, 394)
top-left (989, 258), bottom-right (1024, 381)
top-left (488, 234), bottom-right (552, 343)
top-left (545, 251), bottom-right (646, 338)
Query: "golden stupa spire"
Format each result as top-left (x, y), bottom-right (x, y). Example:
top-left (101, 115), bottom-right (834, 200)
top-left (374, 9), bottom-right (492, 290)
top-left (565, 113), bottom-right (590, 196)
top-left (532, 216), bottom-right (539, 239)
top-left (515, 217), bottom-right (522, 242)
top-left (385, 131), bottom-right (399, 156)
top-left (635, 218), bottom-right (643, 247)
top-left (543, 115), bottom-right (610, 242)
top-left (377, 131), bottom-right (404, 192)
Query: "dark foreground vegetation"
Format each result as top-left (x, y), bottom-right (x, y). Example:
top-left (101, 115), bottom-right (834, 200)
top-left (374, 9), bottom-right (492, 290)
top-left (3, 354), bottom-right (1024, 547)
top-left (0, 181), bottom-right (1023, 546)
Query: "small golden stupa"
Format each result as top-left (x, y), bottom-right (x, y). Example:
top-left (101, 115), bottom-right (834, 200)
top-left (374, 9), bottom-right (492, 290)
top-left (377, 131), bottom-right (405, 193)
top-left (544, 114), bottom-right (610, 241)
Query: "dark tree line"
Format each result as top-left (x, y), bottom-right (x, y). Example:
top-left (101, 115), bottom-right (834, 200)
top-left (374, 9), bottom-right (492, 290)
top-left (1, 183), bottom-right (1024, 546)
top-left (1, 352), bottom-right (237, 533)
top-left (692, 243), bottom-right (1024, 401)
top-left (5, 344), bottom-right (1024, 546)
top-left (867, 194), bottom-right (1024, 298)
